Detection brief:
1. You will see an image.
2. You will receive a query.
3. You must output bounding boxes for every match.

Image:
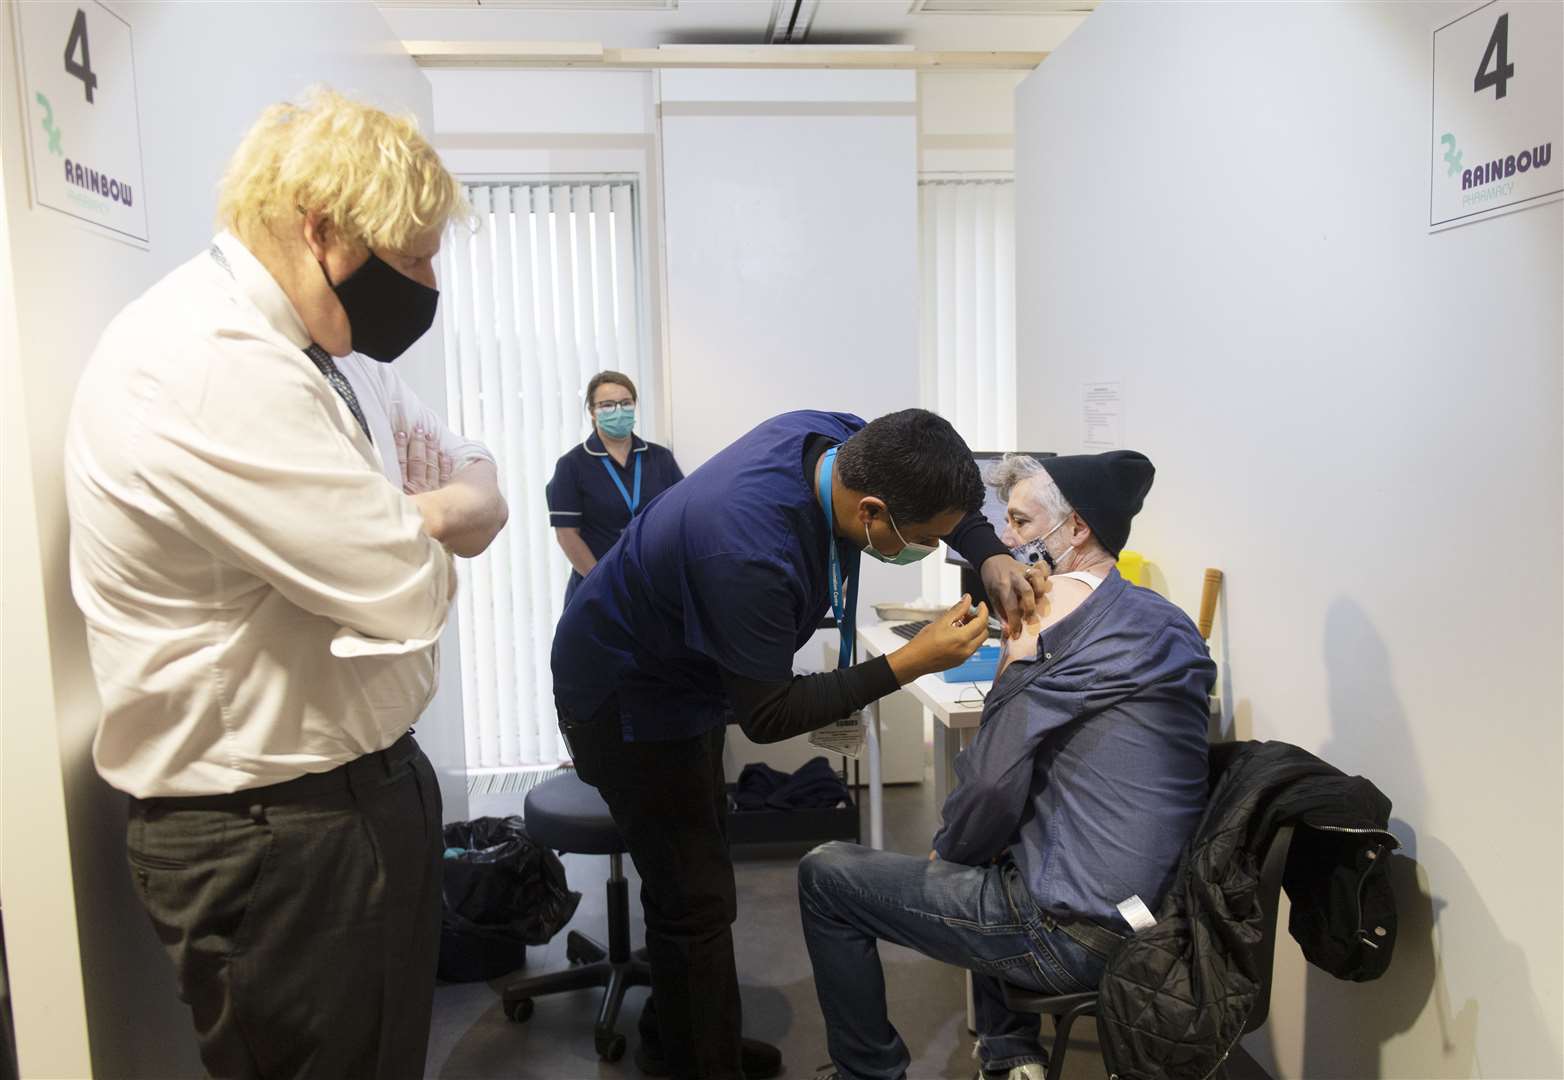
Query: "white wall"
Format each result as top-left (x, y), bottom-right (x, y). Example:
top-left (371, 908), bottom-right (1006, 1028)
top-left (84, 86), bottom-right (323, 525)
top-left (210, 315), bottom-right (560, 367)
top-left (658, 67), bottom-right (919, 501)
top-left (0, 2), bottom-right (462, 1074)
top-left (919, 72), bottom-right (1024, 174)
top-left (1015, 3), bottom-right (1562, 1077)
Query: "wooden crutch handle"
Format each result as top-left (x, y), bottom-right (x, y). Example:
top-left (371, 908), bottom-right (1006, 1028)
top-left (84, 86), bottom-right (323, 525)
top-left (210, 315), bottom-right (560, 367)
top-left (1198, 568), bottom-right (1223, 641)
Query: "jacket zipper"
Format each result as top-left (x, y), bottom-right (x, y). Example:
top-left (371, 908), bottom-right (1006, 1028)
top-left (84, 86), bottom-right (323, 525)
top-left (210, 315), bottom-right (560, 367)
top-left (1198, 1038), bottom-right (1238, 1080)
top-left (1311, 824), bottom-right (1399, 843)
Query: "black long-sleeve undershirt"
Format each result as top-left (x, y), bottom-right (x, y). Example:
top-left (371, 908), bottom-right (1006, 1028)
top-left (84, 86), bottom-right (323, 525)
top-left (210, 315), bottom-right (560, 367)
top-left (723, 653), bottom-right (901, 744)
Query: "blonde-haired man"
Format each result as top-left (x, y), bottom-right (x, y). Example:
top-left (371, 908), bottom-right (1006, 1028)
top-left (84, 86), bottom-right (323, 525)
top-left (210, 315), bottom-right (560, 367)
top-left (65, 89), bottom-right (506, 1078)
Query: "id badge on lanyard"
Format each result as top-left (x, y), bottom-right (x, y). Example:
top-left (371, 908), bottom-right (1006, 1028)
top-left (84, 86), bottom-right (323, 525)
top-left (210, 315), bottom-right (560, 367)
top-left (818, 447), bottom-right (859, 670)
top-left (812, 447), bottom-right (869, 758)
top-left (601, 453), bottom-right (643, 515)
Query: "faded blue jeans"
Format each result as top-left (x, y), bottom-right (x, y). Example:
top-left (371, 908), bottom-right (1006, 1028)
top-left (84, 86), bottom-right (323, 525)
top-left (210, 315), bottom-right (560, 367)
top-left (798, 841), bottom-right (1124, 1080)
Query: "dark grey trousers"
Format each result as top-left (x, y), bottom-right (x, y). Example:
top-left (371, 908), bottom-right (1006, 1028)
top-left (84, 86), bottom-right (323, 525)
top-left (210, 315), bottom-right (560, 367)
top-left (126, 734), bottom-right (443, 1080)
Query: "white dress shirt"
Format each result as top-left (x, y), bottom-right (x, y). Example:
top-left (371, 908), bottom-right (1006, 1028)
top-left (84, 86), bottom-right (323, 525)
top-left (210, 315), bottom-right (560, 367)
top-left (337, 353), bottom-right (493, 488)
top-left (66, 232), bottom-right (471, 798)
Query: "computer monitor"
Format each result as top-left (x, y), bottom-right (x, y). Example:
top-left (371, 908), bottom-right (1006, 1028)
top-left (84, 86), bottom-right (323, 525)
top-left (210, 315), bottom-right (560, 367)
top-left (945, 450), bottom-right (1057, 569)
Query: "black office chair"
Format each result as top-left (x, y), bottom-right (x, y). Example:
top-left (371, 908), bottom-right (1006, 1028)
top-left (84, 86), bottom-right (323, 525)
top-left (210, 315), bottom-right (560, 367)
top-left (1000, 825), bottom-right (1296, 1080)
top-left (501, 772), bottom-right (652, 1062)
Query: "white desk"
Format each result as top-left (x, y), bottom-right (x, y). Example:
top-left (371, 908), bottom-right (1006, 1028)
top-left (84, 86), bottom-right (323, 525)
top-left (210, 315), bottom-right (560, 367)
top-left (855, 621), bottom-right (991, 850)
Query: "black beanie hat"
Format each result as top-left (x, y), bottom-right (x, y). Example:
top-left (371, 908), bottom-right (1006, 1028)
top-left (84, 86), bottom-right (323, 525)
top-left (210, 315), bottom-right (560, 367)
top-left (1040, 450), bottom-right (1155, 557)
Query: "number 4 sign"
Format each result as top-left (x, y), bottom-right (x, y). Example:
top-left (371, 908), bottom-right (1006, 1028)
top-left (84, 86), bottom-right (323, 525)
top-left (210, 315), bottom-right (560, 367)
top-left (1430, 0), bottom-right (1563, 231)
top-left (13, 1), bottom-right (148, 245)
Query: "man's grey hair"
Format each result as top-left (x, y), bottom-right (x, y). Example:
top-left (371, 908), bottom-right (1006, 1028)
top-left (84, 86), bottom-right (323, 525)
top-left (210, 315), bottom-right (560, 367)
top-left (985, 454), bottom-right (1074, 523)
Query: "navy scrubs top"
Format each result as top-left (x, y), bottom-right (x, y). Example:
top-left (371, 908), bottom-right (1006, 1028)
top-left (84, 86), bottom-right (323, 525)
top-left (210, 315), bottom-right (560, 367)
top-left (551, 410), bottom-right (864, 743)
top-left (546, 432), bottom-right (684, 603)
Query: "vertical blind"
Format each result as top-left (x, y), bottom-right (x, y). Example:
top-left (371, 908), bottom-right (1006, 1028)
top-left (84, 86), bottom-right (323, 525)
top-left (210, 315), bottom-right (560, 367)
top-left (919, 178), bottom-right (1018, 600)
top-left (440, 181), bottom-right (642, 770)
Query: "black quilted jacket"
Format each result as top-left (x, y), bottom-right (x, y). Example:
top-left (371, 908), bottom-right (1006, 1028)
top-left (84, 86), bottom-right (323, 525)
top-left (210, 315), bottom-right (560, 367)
top-left (1096, 741), bottom-right (1399, 1079)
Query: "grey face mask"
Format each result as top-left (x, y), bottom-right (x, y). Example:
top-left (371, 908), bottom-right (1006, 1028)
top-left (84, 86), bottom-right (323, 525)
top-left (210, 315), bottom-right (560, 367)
top-left (1009, 517), bottom-right (1070, 571)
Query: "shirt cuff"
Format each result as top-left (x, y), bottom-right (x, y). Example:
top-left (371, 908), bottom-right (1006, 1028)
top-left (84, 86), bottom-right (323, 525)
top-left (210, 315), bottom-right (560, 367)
top-left (451, 447), bottom-right (496, 471)
top-left (329, 626), bottom-right (443, 658)
top-left (549, 510), bottom-right (584, 528)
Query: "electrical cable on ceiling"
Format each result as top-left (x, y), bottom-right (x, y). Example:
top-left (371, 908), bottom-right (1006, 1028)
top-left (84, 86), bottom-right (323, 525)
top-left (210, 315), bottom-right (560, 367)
top-left (782, 0), bottom-right (803, 43)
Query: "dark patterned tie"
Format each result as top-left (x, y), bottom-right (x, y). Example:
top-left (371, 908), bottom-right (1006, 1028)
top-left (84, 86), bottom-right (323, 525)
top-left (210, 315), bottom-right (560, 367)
top-left (304, 343), bottom-right (373, 444)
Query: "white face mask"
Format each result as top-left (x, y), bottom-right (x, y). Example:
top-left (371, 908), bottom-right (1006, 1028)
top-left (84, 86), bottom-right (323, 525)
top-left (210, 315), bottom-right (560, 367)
top-left (1009, 516), bottom-right (1070, 571)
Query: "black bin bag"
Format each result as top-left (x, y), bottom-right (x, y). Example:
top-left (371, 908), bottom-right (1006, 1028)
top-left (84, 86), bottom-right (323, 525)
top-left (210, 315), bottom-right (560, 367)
top-left (438, 815), bottom-right (581, 982)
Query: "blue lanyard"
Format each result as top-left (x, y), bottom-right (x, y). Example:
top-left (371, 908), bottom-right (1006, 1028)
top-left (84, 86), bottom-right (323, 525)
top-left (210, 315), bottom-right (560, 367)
top-left (818, 447), bottom-right (860, 670)
top-left (600, 453), bottom-right (643, 516)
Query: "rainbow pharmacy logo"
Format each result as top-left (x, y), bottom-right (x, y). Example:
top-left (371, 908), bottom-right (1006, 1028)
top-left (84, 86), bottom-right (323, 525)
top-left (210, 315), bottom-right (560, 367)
top-left (1461, 142), bottom-right (1553, 189)
top-left (1440, 134), bottom-right (1463, 177)
top-left (35, 92), bottom-right (62, 156)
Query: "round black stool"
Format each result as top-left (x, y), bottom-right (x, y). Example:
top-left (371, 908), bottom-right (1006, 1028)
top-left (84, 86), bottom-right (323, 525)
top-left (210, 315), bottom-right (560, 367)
top-left (502, 772), bottom-right (652, 1062)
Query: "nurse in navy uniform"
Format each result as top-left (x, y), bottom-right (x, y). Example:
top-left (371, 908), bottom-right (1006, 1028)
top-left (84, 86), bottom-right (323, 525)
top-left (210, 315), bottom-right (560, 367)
top-left (547, 370), bottom-right (683, 607)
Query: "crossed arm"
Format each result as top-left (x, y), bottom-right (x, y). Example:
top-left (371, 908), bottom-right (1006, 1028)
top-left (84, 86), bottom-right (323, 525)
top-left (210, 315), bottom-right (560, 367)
top-left (395, 415), bottom-right (508, 558)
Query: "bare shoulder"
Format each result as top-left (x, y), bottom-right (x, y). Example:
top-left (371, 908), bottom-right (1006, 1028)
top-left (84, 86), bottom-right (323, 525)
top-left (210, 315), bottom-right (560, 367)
top-left (1038, 576), bottom-right (1093, 629)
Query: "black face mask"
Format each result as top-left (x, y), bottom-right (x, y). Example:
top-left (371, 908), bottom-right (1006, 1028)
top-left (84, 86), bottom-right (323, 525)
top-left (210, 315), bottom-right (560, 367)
top-left (322, 251), bottom-right (438, 363)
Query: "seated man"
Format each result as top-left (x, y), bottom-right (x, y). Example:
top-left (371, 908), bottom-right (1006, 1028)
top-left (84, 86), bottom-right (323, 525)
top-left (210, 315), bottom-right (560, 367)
top-left (799, 451), bottom-right (1215, 1080)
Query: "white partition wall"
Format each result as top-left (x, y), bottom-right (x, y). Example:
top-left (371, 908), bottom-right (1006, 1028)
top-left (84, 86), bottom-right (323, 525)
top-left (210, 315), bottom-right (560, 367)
top-left (1013, 3), bottom-right (1562, 1077)
top-left (658, 67), bottom-right (924, 777)
top-left (0, 2), bottom-right (462, 1074)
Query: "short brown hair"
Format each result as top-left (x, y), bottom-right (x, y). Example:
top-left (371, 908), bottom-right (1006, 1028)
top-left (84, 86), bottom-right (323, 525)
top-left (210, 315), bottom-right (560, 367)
top-left (585, 371), bottom-right (637, 412)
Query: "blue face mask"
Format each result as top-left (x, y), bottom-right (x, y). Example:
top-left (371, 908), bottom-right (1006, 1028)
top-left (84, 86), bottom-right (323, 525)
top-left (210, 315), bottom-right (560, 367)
top-left (863, 511), bottom-right (939, 566)
top-left (597, 407), bottom-right (635, 439)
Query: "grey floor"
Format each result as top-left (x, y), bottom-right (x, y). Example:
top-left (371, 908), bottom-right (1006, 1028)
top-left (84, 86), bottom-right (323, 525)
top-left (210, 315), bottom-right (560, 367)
top-left (426, 778), bottom-right (1271, 1080)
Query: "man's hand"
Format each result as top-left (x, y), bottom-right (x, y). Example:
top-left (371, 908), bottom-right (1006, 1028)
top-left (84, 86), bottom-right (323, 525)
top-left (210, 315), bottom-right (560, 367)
top-left (928, 849), bottom-right (938, 862)
top-left (397, 426), bottom-right (452, 496)
top-left (887, 595), bottom-right (990, 684)
top-left (980, 555), bottom-right (1052, 639)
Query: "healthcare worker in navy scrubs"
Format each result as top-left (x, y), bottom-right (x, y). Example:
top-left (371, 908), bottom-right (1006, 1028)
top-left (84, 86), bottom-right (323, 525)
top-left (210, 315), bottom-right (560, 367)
top-left (547, 370), bottom-right (683, 607)
top-left (552, 408), bottom-right (1050, 1080)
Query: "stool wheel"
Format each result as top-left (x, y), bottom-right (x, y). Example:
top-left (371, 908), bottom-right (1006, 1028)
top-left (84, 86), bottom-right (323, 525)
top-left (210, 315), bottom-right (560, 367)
top-left (595, 1031), bottom-right (626, 1062)
top-left (505, 998), bottom-right (534, 1023)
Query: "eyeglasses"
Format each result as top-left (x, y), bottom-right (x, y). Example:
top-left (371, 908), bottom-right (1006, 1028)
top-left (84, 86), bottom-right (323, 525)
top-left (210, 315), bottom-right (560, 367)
top-left (591, 400), bottom-right (635, 415)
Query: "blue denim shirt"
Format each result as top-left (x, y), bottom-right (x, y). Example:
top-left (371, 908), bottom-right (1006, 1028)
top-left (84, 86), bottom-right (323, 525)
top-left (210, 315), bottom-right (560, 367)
top-left (932, 569), bottom-right (1214, 930)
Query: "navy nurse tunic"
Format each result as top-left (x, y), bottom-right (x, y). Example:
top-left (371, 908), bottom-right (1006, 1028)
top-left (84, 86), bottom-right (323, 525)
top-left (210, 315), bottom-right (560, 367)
top-left (546, 431), bottom-right (684, 605)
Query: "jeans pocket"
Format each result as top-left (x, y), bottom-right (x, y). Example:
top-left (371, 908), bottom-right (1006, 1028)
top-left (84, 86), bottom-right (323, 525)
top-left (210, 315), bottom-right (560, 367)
top-left (126, 847), bottom-right (187, 872)
top-left (974, 950), bottom-right (1048, 984)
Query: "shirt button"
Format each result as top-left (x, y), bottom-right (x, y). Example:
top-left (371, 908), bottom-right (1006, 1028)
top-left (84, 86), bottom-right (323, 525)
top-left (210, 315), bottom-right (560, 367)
top-left (1043, 652), bottom-right (1052, 660)
top-left (1374, 926), bottom-right (1387, 937)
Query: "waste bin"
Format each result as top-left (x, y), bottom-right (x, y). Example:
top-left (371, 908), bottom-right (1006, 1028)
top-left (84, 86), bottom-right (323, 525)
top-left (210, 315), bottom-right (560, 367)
top-left (438, 815), bottom-right (581, 982)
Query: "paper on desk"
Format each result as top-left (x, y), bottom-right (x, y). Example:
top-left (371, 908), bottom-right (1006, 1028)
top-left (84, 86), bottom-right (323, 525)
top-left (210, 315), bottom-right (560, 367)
top-left (808, 710), bottom-right (867, 759)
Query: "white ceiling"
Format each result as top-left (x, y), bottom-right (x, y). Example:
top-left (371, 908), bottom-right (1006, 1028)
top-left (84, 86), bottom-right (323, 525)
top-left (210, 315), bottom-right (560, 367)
top-left (380, 0), bottom-right (1096, 52)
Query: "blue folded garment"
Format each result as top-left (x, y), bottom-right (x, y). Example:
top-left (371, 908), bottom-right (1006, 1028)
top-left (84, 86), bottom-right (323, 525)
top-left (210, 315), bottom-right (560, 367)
top-left (734, 756), bottom-right (850, 812)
